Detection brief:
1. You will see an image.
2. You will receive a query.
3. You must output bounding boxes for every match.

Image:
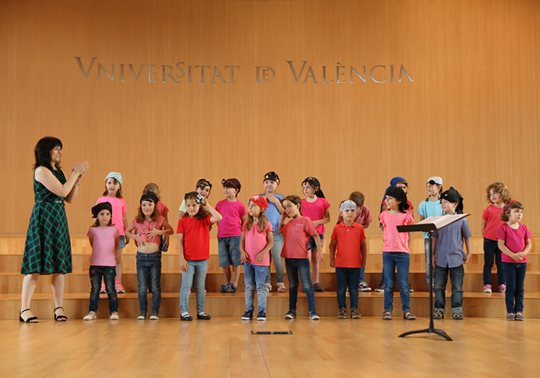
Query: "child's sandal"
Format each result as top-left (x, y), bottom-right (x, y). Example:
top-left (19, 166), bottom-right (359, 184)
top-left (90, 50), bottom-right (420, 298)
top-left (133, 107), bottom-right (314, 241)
top-left (382, 311), bottom-right (392, 320)
top-left (277, 283), bottom-right (287, 293)
top-left (403, 311), bottom-right (416, 320)
top-left (180, 314), bottom-right (193, 321)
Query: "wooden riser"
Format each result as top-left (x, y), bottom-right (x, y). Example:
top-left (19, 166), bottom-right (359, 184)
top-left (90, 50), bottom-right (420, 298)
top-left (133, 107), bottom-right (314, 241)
top-left (3, 292), bottom-right (540, 320)
top-left (2, 271), bottom-right (539, 294)
top-left (1, 252), bottom-right (539, 274)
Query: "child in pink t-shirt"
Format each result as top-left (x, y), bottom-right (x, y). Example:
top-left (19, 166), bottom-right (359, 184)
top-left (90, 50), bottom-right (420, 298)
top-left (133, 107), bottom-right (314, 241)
top-left (300, 177), bottom-right (330, 292)
top-left (380, 187), bottom-right (415, 320)
top-left (240, 195), bottom-right (274, 322)
top-left (216, 178), bottom-right (248, 293)
top-left (84, 202), bottom-right (121, 321)
top-left (497, 201), bottom-right (531, 321)
top-left (96, 172), bottom-right (129, 293)
top-left (482, 182), bottom-right (512, 293)
top-left (279, 195), bottom-right (323, 320)
top-left (125, 193), bottom-right (174, 320)
top-left (140, 183), bottom-right (170, 252)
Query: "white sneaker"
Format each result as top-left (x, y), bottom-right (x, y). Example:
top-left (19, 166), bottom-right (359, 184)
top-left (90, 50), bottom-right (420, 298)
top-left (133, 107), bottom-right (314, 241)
top-left (110, 313), bottom-right (119, 320)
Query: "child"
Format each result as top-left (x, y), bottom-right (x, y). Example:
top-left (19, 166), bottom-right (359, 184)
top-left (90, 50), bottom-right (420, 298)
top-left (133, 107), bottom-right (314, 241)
top-left (125, 193), bottom-right (174, 320)
top-left (216, 178), bottom-right (248, 293)
top-left (279, 195), bottom-right (323, 320)
top-left (482, 182), bottom-right (511, 293)
top-left (380, 187), bottom-right (416, 320)
top-left (240, 195), bottom-right (274, 322)
top-left (330, 200), bottom-right (367, 319)
top-left (141, 183), bottom-right (170, 251)
top-left (84, 202), bottom-right (121, 321)
top-left (301, 177), bottom-right (331, 292)
top-left (177, 192), bottom-right (222, 321)
top-left (261, 171), bottom-right (286, 293)
top-left (337, 191), bottom-right (372, 291)
top-left (375, 177), bottom-right (414, 293)
top-left (418, 177), bottom-right (444, 283)
top-left (432, 187), bottom-right (471, 320)
top-left (498, 201), bottom-right (531, 321)
top-left (178, 179), bottom-right (212, 220)
top-left (96, 172), bottom-right (129, 293)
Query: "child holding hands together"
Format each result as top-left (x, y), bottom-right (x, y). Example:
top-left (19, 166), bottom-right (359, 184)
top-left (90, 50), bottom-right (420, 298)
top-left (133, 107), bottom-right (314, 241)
top-left (329, 200), bottom-right (367, 319)
top-left (240, 195), bottom-right (274, 322)
top-left (498, 201), bottom-right (531, 321)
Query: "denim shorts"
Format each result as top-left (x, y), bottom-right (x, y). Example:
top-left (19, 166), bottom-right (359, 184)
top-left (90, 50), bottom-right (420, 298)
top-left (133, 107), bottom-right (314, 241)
top-left (308, 234), bottom-right (324, 251)
top-left (218, 236), bottom-right (242, 267)
top-left (119, 235), bottom-right (126, 249)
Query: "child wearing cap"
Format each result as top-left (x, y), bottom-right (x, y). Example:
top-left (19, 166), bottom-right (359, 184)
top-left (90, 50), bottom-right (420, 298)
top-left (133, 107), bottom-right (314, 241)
top-left (418, 177), bottom-right (444, 283)
top-left (177, 192), bottom-right (222, 321)
top-left (96, 172), bottom-right (129, 293)
top-left (279, 195), bottom-right (323, 320)
top-left (216, 178), bottom-right (248, 293)
top-left (380, 187), bottom-right (416, 320)
top-left (432, 187), bottom-right (472, 320)
top-left (261, 171), bottom-right (286, 293)
top-left (329, 200), bottom-right (367, 319)
top-left (125, 193), bottom-right (174, 320)
top-left (178, 179), bottom-right (213, 220)
top-left (240, 195), bottom-right (274, 322)
top-left (84, 202), bottom-right (121, 321)
top-left (336, 191), bottom-right (372, 292)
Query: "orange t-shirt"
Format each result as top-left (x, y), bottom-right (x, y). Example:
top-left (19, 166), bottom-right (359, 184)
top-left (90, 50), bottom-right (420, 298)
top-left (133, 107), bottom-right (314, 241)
top-left (482, 205), bottom-right (505, 240)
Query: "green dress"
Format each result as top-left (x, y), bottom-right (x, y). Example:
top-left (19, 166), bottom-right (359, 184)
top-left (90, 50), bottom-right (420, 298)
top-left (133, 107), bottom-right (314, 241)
top-left (21, 168), bottom-right (72, 274)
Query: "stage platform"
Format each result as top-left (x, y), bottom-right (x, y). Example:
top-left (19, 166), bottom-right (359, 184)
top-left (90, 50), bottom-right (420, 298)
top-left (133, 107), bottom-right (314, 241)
top-left (3, 317), bottom-right (539, 377)
top-left (2, 237), bottom-right (540, 320)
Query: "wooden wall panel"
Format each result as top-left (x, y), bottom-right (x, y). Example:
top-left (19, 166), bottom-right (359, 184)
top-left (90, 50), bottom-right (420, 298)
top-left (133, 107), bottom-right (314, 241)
top-left (1, 0), bottom-right (539, 237)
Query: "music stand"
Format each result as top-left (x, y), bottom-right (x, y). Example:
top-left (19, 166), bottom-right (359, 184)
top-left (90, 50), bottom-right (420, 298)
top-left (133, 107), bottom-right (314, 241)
top-left (396, 214), bottom-right (469, 341)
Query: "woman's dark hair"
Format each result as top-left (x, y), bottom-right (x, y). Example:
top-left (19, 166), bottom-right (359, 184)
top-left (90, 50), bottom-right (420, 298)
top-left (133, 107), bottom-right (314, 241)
top-left (34, 136), bottom-right (63, 170)
top-left (182, 194), bottom-right (210, 220)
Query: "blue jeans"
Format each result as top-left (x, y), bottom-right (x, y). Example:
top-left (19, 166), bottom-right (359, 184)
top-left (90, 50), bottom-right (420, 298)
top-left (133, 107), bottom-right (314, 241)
top-left (266, 233), bottom-right (285, 284)
top-left (434, 265), bottom-right (464, 314)
top-left (308, 234), bottom-right (324, 251)
top-left (285, 258), bottom-right (316, 313)
top-left (503, 262), bottom-right (526, 313)
top-left (336, 267), bottom-right (360, 309)
top-left (180, 260), bottom-right (208, 313)
top-left (483, 238), bottom-right (505, 286)
top-left (119, 235), bottom-right (126, 248)
top-left (359, 266), bottom-right (365, 282)
top-left (382, 252), bottom-right (410, 312)
top-left (218, 236), bottom-right (242, 267)
top-left (89, 265), bottom-right (118, 314)
top-left (244, 262), bottom-right (268, 313)
top-left (136, 251), bottom-right (162, 313)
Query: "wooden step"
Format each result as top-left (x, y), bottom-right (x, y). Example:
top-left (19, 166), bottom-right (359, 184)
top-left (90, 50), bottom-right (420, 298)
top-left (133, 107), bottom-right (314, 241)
top-left (3, 291), bottom-right (540, 320)
top-left (2, 251), bottom-right (539, 274)
top-left (2, 270), bottom-right (539, 294)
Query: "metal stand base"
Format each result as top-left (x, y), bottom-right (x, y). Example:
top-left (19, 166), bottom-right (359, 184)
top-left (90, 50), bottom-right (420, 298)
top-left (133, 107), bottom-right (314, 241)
top-left (398, 232), bottom-right (452, 341)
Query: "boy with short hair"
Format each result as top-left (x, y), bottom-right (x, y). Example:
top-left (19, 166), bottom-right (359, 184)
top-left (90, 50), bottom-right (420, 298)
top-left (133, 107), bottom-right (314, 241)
top-left (432, 187), bottom-right (472, 320)
top-left (216, 178), bottom-right (248, 292)
top-left (329, 200), bottom-right (367, 319)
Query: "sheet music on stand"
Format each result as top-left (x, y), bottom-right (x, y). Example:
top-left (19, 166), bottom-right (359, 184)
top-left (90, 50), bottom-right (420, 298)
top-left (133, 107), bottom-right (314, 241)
top-left (397, 213), bottom-right (470, 233)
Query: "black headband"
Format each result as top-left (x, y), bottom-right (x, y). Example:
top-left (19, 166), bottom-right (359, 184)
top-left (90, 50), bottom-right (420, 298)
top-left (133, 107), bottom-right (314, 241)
top-left (140, 192), bottom-right (159, 205)
top-left (91, 202), bottom-right (112, 218)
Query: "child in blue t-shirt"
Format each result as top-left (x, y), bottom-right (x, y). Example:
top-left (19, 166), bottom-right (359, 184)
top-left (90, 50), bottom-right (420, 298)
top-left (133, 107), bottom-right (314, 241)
top-left (432, 187), bottom-right (471, 320)
top-left (418, 177), bottom-right (444, 282)
top-left (261, 171), bottom-right (285, 293)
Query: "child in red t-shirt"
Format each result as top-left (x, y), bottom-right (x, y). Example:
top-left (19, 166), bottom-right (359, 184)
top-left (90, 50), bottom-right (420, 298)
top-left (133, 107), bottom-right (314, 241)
top-left (300, 177), bottom-right (330, 292)
top-left (329, 200), bottom-right (367, 319)
top-left (482, 182), bottom-right (511, 293)
top-left (125, 193), bottom-right (174, 320)
top-left (279, 195), bottom-right (323, 320)
top-left (177, 192), bottom-right (222, 321)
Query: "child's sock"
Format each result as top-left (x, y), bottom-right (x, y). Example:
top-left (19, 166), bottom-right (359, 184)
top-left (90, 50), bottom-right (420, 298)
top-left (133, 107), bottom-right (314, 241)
top-left (181, 312), bottom-right (189, 316)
